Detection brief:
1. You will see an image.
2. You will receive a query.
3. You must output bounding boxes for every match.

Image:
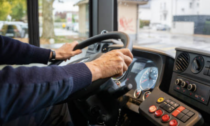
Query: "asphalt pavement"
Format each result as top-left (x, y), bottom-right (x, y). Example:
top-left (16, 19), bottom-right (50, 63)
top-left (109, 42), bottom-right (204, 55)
top-left (136, 30), bottom-right (210, 57)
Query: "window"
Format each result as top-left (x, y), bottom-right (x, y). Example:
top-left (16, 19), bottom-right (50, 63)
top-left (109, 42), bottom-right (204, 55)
top-left (38, 0), bottom-right (89, 49)
top-left (0, 0), bottom-right (28, 43)
top-left (118, 0), bottom-right (210, 56)
top-left (189, 2), bottom-right (193, 8)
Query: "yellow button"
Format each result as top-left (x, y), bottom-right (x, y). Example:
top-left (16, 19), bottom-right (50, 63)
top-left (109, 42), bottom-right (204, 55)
top-left (157, 97), bottom-right (164, 103)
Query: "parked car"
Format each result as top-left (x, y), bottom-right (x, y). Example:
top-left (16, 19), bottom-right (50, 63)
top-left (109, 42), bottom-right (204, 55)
top-left (0, 22), bottom-right (28, 38)
top-left (149, 23), bottom-right (170, 31)
top-left (156, 24), bottom-right (170, 31)
top-left (66, 22), bottom-right (74, 30)
top-left (0, 24), bottom-right (23, 38)
top-left (73, 23), bottom-right (79, 32)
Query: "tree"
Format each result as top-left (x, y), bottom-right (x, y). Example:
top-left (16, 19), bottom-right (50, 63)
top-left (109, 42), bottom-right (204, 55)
top-left (10, 0), bottom-right (27, 21)
top-left (0, 1), bottom-right (11, 20)
top-left (41, 0), bottom-right (55, 39)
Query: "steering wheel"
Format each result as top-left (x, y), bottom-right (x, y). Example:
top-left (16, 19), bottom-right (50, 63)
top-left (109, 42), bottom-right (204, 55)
top-left (50, 31), bottom-right (133, 99)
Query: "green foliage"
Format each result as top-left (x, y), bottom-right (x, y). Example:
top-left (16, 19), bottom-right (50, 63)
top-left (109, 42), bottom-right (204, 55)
top-left (140, 20), bottom-right (150, 28)
top-left (10, 2), bottom-right (26, 21)
top-left (72, 15), bottom-right (75, 23)
top-left (0, 1), bottom-right (11, 20)
top-left (0, 0), bottom-right (26, 21)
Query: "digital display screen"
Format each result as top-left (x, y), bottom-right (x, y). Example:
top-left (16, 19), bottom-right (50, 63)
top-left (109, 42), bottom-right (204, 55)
top-left (131, 62), bottom-right (146, 73)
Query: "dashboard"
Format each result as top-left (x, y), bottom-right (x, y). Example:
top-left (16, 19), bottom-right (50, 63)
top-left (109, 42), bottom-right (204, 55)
top-left (112, 57), bottom-right (158, 100)
top-left (73, 44), bottom-right (210, 126)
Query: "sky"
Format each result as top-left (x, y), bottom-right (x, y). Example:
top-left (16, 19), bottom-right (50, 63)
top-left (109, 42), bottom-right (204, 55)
top-left (53, 0), bottom-right (80, 12)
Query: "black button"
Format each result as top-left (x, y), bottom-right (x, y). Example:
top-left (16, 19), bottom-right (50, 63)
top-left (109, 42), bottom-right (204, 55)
top-left (166, 99), bottom-right (171, 103)
top-left (181, 115), bottom-right (190, 122)
top-left (163, 104), bottom-right (170, 111)
top-left (208, 70), bottom-right (210, 76)
top-left (160, 102), bottom-right (167, 108)
top-left (173, 103), bottom-right (180, 108)
top-left (177, 112), bottom-right (185, 120)
top-left (167, 106), bottom-right (175, 113)
top-left (182, 109), bottom-right (189, 114)
top-left (169, 101), bottom-right (175, 106)
top-left (187, 111), bottom-right (195, 117)
top-left (204, 68), bottom-right (209, 75)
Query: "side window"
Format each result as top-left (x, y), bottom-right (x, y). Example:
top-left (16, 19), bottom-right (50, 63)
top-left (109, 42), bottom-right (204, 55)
top-left (38, 0), bottom-right (89, 50)
top-left (0, 0), bottom-right (28, 43)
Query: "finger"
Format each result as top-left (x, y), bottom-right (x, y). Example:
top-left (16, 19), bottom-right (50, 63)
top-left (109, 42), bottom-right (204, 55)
top-left (70, 41), bottom-right (79, 50)
top-left (123, 62), bottom-right (128, 72)
top-left (71, 49), bottom-right (82, 56)
top-left (123, 55), bottom-right (133, 66)
top-left (119, 49), bottom-right (133, 59)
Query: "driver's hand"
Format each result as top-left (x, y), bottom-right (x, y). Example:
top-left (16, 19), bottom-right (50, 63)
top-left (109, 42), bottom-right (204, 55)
top-left (85, 49), bottom-right (133, 81)
top-left (50, 42), bottom-right (82, 60)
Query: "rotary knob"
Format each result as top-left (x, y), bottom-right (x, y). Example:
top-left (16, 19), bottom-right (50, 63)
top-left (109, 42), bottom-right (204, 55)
top-left (187, 84), bottom-right (196, 92)
top-left (181, 80), bottom-right (187, 88)
top-left (175, 79), bottom-right (181, 85)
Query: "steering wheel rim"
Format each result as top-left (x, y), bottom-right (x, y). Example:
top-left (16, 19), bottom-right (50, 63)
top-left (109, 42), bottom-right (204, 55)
top-left (51, 31), bottom-right (133, 99)
top-left (49, 31), bottom-right (132, 65)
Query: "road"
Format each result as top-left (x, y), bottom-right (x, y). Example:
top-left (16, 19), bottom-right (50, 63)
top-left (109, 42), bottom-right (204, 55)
top-left (136, 30), bottom-right (210, 57)
top-left (39, 28), bottom-right (78, 37)
top-left (40, 28), bottom-right (210, 58)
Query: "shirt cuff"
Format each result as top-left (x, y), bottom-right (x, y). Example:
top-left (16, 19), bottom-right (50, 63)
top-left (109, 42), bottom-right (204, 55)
top-left (30, 46), bottom-right (51, 64)
top-left (61, 63), bottom-right (92, 93)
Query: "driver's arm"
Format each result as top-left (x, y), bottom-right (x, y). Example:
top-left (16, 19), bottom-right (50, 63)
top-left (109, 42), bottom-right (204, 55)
top-left (0, 49), bottom-right (133, 123)
top-left (0, 63), bottom-right (92, 123)
top-left (0, 35), bottom-right (81, 65)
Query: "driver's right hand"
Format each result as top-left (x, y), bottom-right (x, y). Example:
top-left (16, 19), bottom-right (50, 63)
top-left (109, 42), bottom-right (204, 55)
top-left (85, 49), bottom-right (133, 81)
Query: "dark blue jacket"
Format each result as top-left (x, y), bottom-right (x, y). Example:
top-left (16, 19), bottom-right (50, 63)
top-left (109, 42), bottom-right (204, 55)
top-left (0, 35), bottom-right (92, 124)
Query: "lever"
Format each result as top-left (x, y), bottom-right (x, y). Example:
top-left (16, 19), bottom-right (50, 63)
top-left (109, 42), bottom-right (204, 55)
top-left (109, 84), bottom-right (132, 99)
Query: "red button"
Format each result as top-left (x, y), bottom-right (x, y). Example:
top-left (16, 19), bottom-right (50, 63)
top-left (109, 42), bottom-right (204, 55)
top-left (155, 109), bottom-right (163, 117)
top-left (177, 106), bottom-right (185, 112)
top-left (169, 119), bottom-right (178, 126)
top-left (149, 105), bottom-right (157, 113)
top-left (172, 110), bottom-right (181, 117)
top-left (162, 114), bottom-right (170, 122)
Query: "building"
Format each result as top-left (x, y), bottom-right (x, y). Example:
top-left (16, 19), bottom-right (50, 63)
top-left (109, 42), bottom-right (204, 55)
top-left (74, 0), bottom-right (89, 38)
top-left (75, 0), bottom-right (149, 39)
top-left (118, 0), bottom-right (148, 40)
top-left (139, 0), bottom-right (210, 35)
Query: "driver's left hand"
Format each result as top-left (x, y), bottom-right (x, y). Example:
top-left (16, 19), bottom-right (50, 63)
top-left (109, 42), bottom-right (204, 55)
top-left (50, 42), bottom-right (82, 60)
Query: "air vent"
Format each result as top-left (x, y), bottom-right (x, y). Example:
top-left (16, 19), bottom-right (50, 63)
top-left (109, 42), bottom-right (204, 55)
top-left (175, 53), bottom-right (190, 72)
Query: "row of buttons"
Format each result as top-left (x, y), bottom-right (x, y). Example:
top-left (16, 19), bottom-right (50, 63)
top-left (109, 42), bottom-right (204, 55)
top-left (172, 106), bottom-right (195, 123)
top-left (149, 105), bottom-right (178, 126)
top-left (159, 99), bottom-right (180, 113)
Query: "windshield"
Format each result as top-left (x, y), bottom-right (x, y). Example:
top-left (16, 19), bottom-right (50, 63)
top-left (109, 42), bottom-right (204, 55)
top-left (118, 0), bottom-right (210, 56)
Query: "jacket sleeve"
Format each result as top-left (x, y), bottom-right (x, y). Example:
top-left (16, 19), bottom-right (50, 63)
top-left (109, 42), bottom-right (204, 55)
top-left (0, 35), bottom-right (51, 65)
top-left (0, 63), bottom-right (92, 123)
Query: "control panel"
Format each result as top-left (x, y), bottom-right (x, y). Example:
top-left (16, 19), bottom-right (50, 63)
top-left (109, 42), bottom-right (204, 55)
top-left (169, 48), bottom-right (210, 114)
top-left (139, 89), bottom-right (203, 126)
top-left (174, 77), bottom-right (210, 105)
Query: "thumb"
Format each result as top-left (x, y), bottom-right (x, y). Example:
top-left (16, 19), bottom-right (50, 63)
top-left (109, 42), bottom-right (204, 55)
top-left (71, 49), bottom-right (82, 56)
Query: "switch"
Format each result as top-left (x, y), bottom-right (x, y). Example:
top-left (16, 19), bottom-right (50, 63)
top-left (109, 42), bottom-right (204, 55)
top-left (169, 119), bottom-right (178, 126)
top-left (162, 114), bottom-right (170, 122)
top-left (186, 111), bottom-right (195, 117)
top-left (149, 105), bottom-right (157, 113)
top-left (187, 84), bottom-right (196, 92)
top-left (177, 106), bottom-right (185, 112)
top-left (203, 68), bottom-right (209, 75)
top-left (172, 110), bottom-right (181, 117)
top-left (157, 97), bottom-right (164, 103)
top-left (155, 109), bottom-right (163, 117)
top-left (181, 115), bottom-right (190, 123)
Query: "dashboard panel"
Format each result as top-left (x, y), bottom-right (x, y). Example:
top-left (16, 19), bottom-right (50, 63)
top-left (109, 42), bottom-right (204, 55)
top-left (169, 47), bottom-right (210, 115)
top-left (112, 57), bottom-right (158, 102)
